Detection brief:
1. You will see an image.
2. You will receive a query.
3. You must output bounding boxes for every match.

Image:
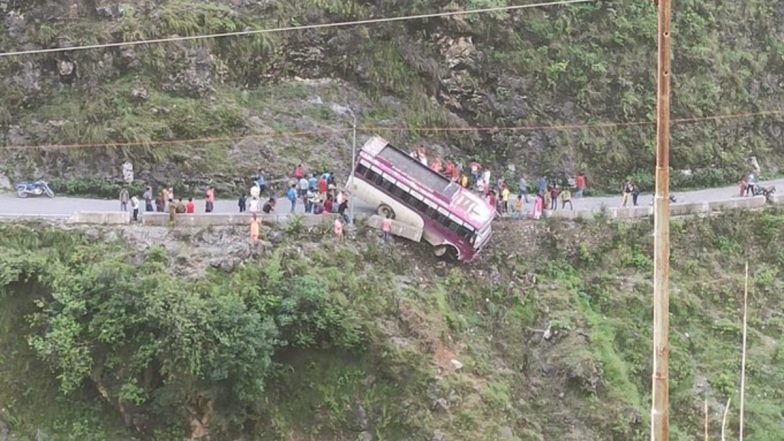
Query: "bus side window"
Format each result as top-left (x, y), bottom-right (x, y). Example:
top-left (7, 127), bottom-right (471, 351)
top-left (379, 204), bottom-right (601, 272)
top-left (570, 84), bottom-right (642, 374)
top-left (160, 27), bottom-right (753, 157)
top-left (357, 164), bottom-right (369, 176)
top-left (368, 170), bottom-right (384, 186)
top-left (381, 178), bottom-right (395, 192)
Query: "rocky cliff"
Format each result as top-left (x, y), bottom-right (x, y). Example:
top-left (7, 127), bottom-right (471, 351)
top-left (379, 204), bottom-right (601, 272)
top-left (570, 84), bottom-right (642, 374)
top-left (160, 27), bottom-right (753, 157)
top-left (1, 0), bottom-right (783, 195)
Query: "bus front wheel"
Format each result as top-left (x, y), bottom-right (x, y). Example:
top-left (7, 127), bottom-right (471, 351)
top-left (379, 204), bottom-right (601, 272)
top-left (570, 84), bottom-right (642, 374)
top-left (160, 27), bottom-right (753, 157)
top-left (434, 245), bottom-right (458, 260)
top-left (377, 204), bottom-right (396, 219)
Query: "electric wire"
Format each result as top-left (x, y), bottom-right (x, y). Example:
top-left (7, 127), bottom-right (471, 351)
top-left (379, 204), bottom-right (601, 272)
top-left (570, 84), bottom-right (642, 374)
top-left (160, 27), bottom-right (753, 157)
top-left (0, 0), bottom-right (594, 58)
top-left (1, 109), bottom-right (781, 151)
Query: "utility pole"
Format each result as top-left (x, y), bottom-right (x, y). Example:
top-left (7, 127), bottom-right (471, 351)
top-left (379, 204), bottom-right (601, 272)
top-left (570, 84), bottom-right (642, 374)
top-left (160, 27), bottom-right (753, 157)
top-left (651, 1), bottom-right (672, 441)
top-left (347, 106), bottom-right (358, 227)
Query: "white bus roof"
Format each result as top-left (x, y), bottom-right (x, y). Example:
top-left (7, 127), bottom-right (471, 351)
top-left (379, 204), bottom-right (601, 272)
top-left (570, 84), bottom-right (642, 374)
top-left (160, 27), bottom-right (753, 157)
top-left (360, 136), bottom-right (390, 155)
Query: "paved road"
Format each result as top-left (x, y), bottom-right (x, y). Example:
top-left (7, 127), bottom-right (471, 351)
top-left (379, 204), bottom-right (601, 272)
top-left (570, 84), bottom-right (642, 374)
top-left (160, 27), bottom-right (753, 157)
top-left (0, 193), bottom-right (375, 218)
top-left (0, 179), bottom-right (781, 218)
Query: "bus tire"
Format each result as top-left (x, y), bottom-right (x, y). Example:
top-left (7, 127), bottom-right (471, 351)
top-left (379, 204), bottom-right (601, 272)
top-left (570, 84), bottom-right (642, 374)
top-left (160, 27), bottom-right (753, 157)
top-left (377, 204), bottom-right (395, 219)
top-left (434, 245), bottom-right (458, 260)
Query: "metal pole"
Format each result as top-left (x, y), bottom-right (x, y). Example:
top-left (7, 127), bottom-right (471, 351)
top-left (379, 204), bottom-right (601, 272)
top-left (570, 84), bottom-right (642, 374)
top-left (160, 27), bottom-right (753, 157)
top-left (651, 1), bottom-right (672, 441)
top-left (349, 111), bottom-right (357, 225)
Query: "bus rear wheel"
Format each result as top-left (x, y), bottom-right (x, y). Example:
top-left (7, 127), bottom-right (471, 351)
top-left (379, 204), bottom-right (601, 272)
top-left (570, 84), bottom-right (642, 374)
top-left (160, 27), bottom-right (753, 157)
top-left (377, 204), bottom-right (395, 219)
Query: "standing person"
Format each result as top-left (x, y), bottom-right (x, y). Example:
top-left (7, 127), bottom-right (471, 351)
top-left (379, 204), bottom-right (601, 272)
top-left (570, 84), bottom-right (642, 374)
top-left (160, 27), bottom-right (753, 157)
top-left (560, 188), bottom-right (573, 210)
top-left (175, 198), bottom-right (186, 214)
top-left (205, 186), bottom-right (215, 213)
top-left (119, 186), bottom-right (130, 211)
top-left (537, 176), bottom-right (547, 195)
top-left (632, 184), bottom-right (640, 206)
top-left (323, 194), bottom-right (334, 213)
top-left (512, 194), bottom-right (525, 220)
top-left (186, 197), bottom-right (195, 214)
top-left (248, 196), bottom-right (260, 214)
top-left (167, 187), bottom-right (175, 204)
top-left (255, 169), bottom-right (266, 193)
top-left (746, 173), bottom-right (756, 196)
top-left (333, 217), bottom-right (344, 242)
top-left (298, 175), bottom-right (309, 201)
top-left (249, 213), bottom-right (261, 245)
top-left (317, 175), bottom-right (328, 201)
top-left (531, 193), bottom-right (544, 220)
top-left (621, 181), bottom-right (633, 207)
top-left (168, 199), bottom-right (177, 225)
top-left (518, 176), bottom-right (529, 202)
top-left (143, 186), bottom-right (154, 212)
top-left (738, 177), bottom-right (748, 197)
top-left (488, 191), bottom-right (498, 213)
top-left (287, 185), bottom-right (298, 213)
top-left (501, 185), bottom-right (511, 214)
top-left (549, 185), bottom-right (559, 210)
top-left (575, 172), bottom-right (586, 198)
top-left (305, 188), bottom-right (316, 213)
top-left (130, 196), bottom-right (140, 222)
top-left (338, 196), bottom-right (349, 223)
top-left (382, 214), bottom-right (393, 245)
top-left (460, 174), bottom-right (469, 189)
top-left (156, 189), bottom-right (166, 213)
top-left (308, 173), bottom-right (318, 192)
top-left (294, 164), bottom-right (305, 180)
top-left (238, 194), bottom-right (247, 212)
top-left (469, 161), bottom-right (481, 186)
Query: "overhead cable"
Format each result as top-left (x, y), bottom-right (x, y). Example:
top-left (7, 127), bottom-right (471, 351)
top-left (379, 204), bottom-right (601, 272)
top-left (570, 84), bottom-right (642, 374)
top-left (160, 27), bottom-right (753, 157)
top-left (0, 0), bottom-right (593, 58)
top-left (1, 109), bottom-right (781, 151)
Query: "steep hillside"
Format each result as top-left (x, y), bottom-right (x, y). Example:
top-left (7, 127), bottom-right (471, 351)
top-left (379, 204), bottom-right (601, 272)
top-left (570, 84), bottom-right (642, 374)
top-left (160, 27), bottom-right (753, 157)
top-left (0, 213), bottom-right (782, 440)
top-left (1, 0), bottom-right (783, 196)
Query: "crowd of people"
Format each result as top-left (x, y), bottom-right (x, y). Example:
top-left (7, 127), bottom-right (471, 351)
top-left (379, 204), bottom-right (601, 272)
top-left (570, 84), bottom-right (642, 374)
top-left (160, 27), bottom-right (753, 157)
top-left (117, 165), bottom-right (360, 245)
top-left (408, 144), bottom-right (589, 220)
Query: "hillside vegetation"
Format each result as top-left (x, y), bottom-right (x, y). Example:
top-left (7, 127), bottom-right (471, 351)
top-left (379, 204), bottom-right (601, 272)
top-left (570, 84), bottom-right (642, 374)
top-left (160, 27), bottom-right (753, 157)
top-left (1, 0), bottom-right (783, 195)
top-left (0, 212), bottom-right (783, 440)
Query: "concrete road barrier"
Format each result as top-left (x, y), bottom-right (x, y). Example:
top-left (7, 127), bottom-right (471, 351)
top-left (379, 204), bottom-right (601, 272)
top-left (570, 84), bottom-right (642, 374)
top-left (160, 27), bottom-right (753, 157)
top-left (669, 201), bottom-right (710, 216)
top-left (68, 211), bottom-right (130, 225)
top-left (768, 194), bottom-right (784, 205)
top-left (708, 196), bottom-right (766, 212)
top-left (615, 206), bottom-right (653, 219)
top-left (141, 212), bottom-right (344, 227)
top-left (545, 209), bottom-right (606, 220)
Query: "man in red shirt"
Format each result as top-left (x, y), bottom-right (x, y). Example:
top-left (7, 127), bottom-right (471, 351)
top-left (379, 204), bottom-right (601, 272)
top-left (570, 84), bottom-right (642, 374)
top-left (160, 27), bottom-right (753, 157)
top-left (318, 176), bottom-right (328, 201)
top-left (575, 172), bottom-right (586, 198)
top-left (186, 197), bottom-right (196, 214)
top-left (294, 164), bottom-right (305, 179)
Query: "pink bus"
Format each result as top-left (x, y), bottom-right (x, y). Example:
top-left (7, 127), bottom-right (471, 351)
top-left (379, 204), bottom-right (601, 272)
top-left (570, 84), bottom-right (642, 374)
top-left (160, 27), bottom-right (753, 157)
top-left (350, 136), bottom-right (495, 261)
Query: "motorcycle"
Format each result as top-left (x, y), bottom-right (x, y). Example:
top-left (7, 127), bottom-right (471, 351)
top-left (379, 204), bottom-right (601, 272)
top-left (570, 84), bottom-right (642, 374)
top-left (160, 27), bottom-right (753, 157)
top-left (16, 180), bottom-right (55, 198)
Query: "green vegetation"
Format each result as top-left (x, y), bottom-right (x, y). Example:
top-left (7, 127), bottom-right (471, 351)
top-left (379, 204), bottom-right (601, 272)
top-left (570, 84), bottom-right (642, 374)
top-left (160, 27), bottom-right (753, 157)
top-left (1, 0), bottom-right (782, 195)
top-left (1, 211), bottom-right (783, 440)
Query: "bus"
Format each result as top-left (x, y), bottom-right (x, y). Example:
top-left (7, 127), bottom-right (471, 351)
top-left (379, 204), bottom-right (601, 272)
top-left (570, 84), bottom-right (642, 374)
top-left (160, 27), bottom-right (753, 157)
top-left (348, 136), bottom-right (495, 261)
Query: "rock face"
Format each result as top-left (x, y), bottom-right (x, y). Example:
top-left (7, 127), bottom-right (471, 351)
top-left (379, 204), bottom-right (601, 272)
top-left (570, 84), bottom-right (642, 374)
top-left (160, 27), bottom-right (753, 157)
top-left (0, 0), bottom-right (781, 193)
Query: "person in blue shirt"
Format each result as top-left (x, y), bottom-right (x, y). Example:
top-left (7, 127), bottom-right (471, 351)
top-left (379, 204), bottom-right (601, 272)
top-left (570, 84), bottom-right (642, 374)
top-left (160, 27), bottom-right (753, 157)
top-left (286, 185), bottom-right (298, 213)
top-left (537, 176), bottom-right (547, 195)
top-left (308, 173), bottom-right (318, 192)
top-left (255, 171), bottom-right (266, 193)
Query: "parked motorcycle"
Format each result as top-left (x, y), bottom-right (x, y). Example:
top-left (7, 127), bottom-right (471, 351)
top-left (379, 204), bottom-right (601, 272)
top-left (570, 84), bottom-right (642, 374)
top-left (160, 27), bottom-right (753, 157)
top-left (16, 180), bottom-right (55, 198)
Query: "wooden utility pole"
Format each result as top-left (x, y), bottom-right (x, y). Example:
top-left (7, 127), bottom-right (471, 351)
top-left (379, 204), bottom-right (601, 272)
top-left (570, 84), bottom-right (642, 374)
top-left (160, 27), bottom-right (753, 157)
top-left (739, 262), bottom-right (749, 441)
top-left (651, 1), bottom-right (672, 441)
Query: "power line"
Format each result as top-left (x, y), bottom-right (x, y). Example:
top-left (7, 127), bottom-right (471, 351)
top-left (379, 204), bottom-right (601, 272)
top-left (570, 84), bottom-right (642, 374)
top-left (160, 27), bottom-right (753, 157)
top-left (1, 109), bottom-right (781, 151)
top-left (0, 0), bottom-right (593, 58)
